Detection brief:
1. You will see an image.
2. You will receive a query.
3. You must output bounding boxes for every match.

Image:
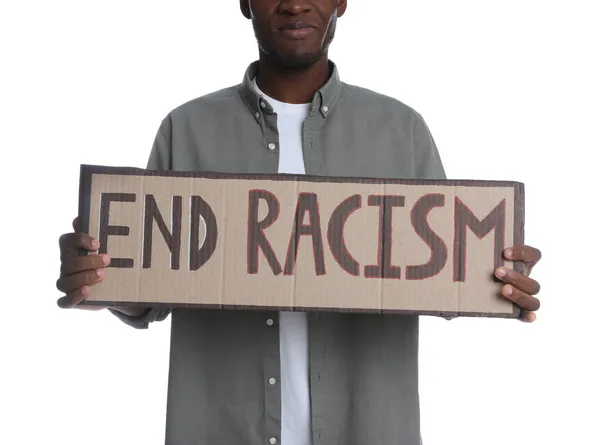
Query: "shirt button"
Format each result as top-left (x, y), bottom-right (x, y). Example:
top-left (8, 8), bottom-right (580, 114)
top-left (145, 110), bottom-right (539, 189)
top-left (269, 438), bottom-right (277, 444)
top-left (322, 105), bottom-right (329, 113)
top-left (268, 143), bottom-right (276, 150)
top-left (266, 318), bottom-right (274, 326)
top-left (268, 377), bottom-right (276, 385)
top-left (255, 112), bottom-right (260, 119)
top-left (260, 101), bottom-right (266, 109)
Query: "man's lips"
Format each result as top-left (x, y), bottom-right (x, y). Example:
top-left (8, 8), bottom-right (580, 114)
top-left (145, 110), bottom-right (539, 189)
top-left (278, 21), bottom-right (316, 39)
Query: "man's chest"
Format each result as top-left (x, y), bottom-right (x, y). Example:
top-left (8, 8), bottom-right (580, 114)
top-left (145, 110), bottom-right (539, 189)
top-left (167, 111), bottom-right (417, 179)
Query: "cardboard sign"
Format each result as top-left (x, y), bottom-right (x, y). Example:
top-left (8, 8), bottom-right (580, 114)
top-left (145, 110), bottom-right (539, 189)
top-left (78, 165), bottom-right (525, 318)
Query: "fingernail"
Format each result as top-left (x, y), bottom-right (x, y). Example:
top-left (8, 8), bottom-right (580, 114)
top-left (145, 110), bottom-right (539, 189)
top-left (504, 248), bottom-right (513, 259)
top-left (496, 267), bottom-right (507, 277)
top-left (81, 286), bottom-right (89, 296)
top-left (92, 240), bottom-right (100, 250)
top-left (101, 254), bottom-right (110, 265)
top-left (503, 285), bottom-right (513, 296)
top-left (96, 269), bottom-right (104, 278)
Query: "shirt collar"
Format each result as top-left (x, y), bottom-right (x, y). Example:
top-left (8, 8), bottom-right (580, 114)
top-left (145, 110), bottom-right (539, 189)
top-left (239, 60), bottom-right (343, 122)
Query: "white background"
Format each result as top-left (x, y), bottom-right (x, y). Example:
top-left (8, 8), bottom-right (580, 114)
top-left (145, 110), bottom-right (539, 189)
top-left (1, 1), bottom-right (599, 444)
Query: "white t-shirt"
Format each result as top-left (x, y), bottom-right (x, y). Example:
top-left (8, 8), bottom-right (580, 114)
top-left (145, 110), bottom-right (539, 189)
top-left (252, 78), bottom-right (312, 445)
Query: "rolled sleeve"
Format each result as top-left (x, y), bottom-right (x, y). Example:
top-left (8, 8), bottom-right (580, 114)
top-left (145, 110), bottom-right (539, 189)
top-left (108, 307), bottom-right (171, 329)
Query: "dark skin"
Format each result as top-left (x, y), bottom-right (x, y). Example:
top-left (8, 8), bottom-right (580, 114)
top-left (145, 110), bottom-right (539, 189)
top-left (57, 217), bottom-right (147, 316)
top-left (240, 0), bottom-right (347, 103)
top-left (56, 0), bottom-right (543, 322)
top-left (495, 246), bottom-right (542, 322)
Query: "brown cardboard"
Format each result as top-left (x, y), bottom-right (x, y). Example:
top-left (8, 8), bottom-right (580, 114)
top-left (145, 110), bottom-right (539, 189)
top-left (78, 165), bottom-right (525, 318)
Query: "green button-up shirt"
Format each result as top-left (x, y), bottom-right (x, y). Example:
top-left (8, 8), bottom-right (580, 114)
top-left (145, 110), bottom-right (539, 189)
top-left (110, 60), bottom-right (446, 445)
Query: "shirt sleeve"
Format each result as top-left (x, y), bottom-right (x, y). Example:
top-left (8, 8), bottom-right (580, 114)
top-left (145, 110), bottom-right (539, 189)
top-left (107, 117), bottom-right (174, 329)
top-left (412, 112), bottom-right (459, 320)
top-left (412, 112), bottom-right (447, 180)
top-left (146, 115), bottom-right (173, 171)
top-left (108, 307), bottom-right (171, 329)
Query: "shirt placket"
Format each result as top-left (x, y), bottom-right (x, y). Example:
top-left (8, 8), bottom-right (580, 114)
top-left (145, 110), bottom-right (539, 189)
top-left (259, 98), bottom-right (281, 174)
top-left (264, 311), bottom-right (282, 445)
top-left (301, 95), bottom-right (329, 176)
top-left (308, 312), bottom-right (328, 444)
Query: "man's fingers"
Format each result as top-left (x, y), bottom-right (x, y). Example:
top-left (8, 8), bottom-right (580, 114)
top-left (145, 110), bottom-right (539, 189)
top-left (504, 245), bottom-right (542, 265)
top-left (57, 286), bottom-right (106, 310)
top-left (495, 267), bottom-right (541, 295)
top-left (520, 311), bottom-right (537, 323)
top-left (59, 232), bottom-right (99, 250)
top-left (501, 284), bottom-right (541, 312)
top-left (61, 254), bottom-right (110, 276)
top-left (57, 286), bottom-right (90, 309)
top-left (57, 218), bottom-right (106, 310)
top-left (56, 268), bottom-right (106, 294)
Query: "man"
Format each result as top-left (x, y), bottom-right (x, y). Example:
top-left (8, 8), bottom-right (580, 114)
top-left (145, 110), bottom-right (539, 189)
top-left (56, 1), bottom-right (542, 444)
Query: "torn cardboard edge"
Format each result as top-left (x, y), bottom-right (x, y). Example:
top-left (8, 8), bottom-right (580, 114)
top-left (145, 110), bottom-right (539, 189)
top-left (77, 164), bottom-right (525, 319)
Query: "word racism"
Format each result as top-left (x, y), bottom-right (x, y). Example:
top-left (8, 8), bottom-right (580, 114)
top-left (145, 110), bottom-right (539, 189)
top-left (98, 190), bottom-right (507, 282)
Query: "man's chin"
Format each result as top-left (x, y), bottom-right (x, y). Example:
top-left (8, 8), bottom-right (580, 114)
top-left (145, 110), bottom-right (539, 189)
top-left (270, 50), bottom-right (324, 70)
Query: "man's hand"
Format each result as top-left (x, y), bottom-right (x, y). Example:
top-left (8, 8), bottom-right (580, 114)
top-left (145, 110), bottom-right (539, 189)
top-left (494, 245), bottom-right (542, 323)
top-left (56, 217), bottom-right (110, 310)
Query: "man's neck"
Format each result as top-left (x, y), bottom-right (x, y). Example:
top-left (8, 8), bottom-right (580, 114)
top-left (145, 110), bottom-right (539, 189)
top-left (254, 54), bottom-right (331, 104)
